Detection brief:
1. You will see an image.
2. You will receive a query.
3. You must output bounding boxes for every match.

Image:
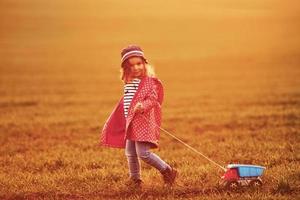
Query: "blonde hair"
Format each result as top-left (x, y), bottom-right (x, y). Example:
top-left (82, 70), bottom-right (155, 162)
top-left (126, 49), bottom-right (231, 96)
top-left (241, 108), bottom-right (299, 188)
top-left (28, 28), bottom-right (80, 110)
top-left (120, 58), bottom-right (156, 83)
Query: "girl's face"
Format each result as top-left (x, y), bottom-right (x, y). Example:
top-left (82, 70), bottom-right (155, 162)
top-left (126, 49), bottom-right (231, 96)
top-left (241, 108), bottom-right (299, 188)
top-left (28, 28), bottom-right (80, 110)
top-left (127, 56), bottom-right (145, 79)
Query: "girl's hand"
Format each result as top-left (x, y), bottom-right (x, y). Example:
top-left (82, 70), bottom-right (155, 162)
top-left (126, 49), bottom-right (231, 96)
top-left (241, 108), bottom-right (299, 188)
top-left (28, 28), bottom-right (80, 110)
top-left (134, 102), bottom-right (144, 114)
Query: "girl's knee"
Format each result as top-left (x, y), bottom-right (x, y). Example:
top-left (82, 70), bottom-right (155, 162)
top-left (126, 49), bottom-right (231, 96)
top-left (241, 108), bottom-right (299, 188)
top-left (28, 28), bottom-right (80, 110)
top-left (137, 151), bottom-right (150, 161)
top-left (136, 141), bottom-right (152, 161)
top-left (136, 146), bottom-right (151, 161)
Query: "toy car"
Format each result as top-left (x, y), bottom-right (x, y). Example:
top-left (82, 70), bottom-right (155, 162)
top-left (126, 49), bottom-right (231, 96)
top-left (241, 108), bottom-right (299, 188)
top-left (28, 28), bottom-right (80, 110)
top-left (220, 164), bottom-right (266, 190)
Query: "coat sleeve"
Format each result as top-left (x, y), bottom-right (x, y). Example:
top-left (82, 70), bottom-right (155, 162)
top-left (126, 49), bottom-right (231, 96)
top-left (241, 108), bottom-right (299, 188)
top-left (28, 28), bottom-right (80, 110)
top-left (140, 79), bottom-right (163, 113)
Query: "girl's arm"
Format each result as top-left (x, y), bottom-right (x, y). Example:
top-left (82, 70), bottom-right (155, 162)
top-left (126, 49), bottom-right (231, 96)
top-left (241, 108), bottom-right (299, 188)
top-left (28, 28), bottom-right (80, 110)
top-left (139, 83), bottom-right (160, 113)
top-left (134, 84), bottom-right (160, 114)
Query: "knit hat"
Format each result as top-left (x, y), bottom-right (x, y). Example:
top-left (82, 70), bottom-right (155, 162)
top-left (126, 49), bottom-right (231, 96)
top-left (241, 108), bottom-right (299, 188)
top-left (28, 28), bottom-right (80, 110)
top-left (121, 45), bottom-right (147, 65)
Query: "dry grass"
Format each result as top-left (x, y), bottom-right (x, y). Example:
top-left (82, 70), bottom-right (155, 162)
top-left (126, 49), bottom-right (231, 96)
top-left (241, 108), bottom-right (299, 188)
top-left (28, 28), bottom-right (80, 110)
top-left (0, 0), bottom-right (300, 199)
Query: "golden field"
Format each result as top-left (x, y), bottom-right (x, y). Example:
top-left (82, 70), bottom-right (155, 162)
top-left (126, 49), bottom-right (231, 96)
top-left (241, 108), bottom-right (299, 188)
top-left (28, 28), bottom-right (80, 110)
top-left (0, 0), bottom-right (300, 199)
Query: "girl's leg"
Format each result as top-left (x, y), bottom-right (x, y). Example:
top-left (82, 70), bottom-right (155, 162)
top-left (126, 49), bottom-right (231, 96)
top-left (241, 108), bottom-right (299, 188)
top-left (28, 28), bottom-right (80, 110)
top-left (135, 141), bottom-right (170, 173)
top-left (125, 139), bottom-right (141, 180)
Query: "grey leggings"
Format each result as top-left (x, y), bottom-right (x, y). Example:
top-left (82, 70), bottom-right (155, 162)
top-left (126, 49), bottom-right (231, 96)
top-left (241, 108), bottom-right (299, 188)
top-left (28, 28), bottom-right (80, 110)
top-left (125, 139), bottom-right (170, 180)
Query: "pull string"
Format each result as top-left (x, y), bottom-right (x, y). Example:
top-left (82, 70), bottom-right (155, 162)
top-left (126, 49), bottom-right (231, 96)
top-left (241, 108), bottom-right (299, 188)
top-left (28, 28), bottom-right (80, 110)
top-left (140, 115), bottom-right (226, 171)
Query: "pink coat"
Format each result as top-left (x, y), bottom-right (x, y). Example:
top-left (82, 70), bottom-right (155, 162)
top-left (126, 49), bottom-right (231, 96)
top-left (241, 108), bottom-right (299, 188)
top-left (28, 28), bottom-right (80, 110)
top-left (100, 76), bottom-right (164, 148)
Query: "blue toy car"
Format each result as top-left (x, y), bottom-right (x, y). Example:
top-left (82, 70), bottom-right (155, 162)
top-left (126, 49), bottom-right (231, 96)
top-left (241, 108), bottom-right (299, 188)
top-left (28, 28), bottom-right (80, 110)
top-left (220, 164), bottom-right (266, 190)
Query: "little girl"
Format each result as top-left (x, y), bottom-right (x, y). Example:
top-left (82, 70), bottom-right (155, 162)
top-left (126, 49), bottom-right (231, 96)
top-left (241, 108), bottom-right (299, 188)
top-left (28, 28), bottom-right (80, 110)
top-left (101, 45), bottom-right (177, 187)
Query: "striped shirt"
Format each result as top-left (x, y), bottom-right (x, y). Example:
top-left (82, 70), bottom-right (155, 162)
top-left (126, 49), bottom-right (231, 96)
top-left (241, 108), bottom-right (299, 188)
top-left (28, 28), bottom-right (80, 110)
top-left (123, 78), bottom-right (141, 118)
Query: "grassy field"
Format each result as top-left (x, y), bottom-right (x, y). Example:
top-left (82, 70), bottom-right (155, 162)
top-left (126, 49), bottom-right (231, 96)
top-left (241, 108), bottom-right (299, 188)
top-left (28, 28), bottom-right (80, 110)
top-left (1, 0), bottom-right (300, 199)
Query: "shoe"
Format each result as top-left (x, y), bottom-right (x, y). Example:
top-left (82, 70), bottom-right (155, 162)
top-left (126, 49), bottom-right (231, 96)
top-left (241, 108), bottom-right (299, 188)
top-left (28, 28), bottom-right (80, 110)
top-left (125, 178), bottom-right (143, 189)
top-left (161, 166), bottom-right (177, 185)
